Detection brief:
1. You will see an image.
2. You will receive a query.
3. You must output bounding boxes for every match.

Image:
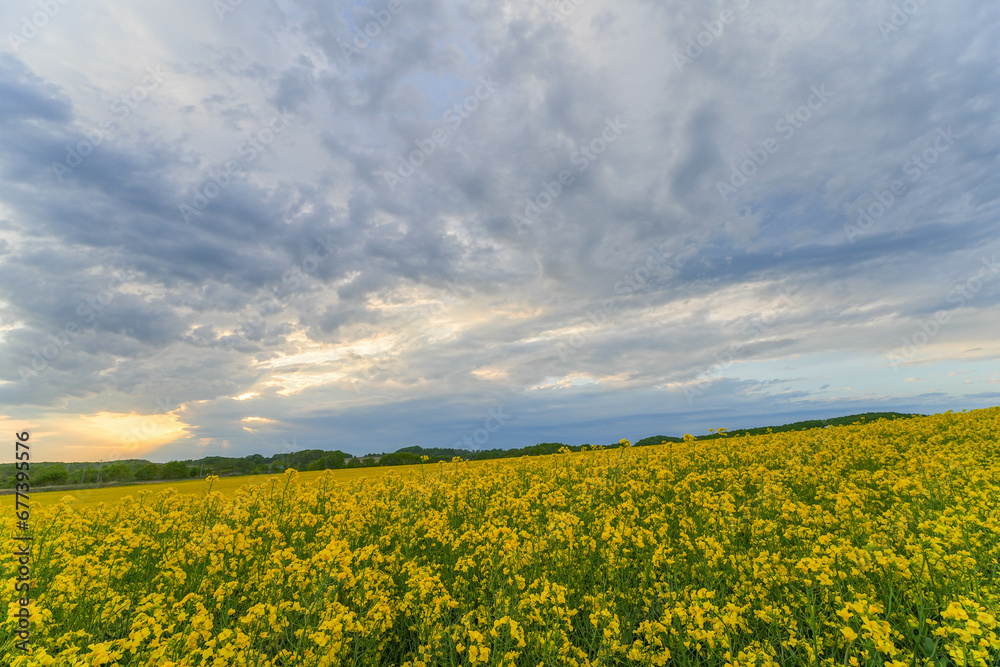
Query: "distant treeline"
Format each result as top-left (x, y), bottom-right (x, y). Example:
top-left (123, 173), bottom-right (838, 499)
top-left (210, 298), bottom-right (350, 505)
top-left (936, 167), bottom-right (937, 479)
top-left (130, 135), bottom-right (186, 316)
top-left (633, 411), bottom-right (918, 446)
top-left (0, 450), bottom-right (372, 489)
top-left (2, 411), bottom-right (918, 489)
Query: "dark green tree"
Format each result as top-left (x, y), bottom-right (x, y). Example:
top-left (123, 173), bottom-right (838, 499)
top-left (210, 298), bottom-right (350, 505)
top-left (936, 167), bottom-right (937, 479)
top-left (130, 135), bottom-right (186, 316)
top-left (377, 452), bottom-right (420, 466)
top-left (34, 464), bottom-right (70, 487)
top-left (102, 463), bottom-right (132, 482)
top-left (134, 463), bottom-right (160, 481)
top-left (160, 460), bottom-right (190, 480)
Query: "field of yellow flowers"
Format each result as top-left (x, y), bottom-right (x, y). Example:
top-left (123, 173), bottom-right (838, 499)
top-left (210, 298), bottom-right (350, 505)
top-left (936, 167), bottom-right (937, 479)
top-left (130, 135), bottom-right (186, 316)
top-left (3, 407), bottom-right (1000, 666)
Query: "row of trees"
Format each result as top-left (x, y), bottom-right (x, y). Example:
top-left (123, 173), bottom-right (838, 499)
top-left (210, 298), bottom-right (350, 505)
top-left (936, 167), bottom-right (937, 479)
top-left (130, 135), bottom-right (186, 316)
top-left (3, 412), bottom-right (919, 490)
top-left (1, 450), bottom-right (380, 489)
top-left (633, 411), bottom-right (919, 446)
top-left (1, 460), bottom-right (202, 488)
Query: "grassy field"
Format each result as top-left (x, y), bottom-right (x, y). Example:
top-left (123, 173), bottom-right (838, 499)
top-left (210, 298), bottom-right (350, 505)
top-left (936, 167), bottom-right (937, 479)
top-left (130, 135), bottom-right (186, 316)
top-left (3, 408), bottom-right (1000, 666)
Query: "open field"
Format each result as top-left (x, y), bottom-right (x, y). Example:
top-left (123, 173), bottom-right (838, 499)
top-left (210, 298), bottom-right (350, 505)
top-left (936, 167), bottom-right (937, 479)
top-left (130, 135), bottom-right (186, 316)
top-left (12, 414), bottom-right (919, 510)
top-left (3, 408), bottom-right (1000, 666)
top-left (24, 464), bottom-right (434, 511)
top-left (22, 457), bottom-right (530, 510)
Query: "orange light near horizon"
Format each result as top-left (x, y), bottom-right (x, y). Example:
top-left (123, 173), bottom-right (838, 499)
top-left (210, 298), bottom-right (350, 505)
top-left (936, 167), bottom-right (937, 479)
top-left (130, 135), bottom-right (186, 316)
top-left (5, 410), bottom-right (191, 463)
top-left (78, 411), bottom-right (190, 457)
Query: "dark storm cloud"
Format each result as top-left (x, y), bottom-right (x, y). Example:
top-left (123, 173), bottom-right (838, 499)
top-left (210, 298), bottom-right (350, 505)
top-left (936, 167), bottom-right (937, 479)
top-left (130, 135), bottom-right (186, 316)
top-left (0, 53), bottom-right (72, 123)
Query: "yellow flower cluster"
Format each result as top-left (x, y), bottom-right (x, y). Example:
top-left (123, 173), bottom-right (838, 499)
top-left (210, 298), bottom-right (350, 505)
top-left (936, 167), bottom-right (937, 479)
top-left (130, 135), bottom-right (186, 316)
top-left (3, 407), bottom-right (1000, 666)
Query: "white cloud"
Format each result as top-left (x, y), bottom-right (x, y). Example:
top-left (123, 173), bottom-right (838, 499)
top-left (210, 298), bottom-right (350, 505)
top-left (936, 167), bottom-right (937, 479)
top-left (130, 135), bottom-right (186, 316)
top-left (1, 0), bottom-right (999, 460)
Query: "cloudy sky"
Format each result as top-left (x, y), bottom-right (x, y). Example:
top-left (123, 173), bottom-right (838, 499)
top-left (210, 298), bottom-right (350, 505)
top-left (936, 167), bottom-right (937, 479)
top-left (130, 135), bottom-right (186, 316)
top-left (1, 0), bottom-right (998, 462)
